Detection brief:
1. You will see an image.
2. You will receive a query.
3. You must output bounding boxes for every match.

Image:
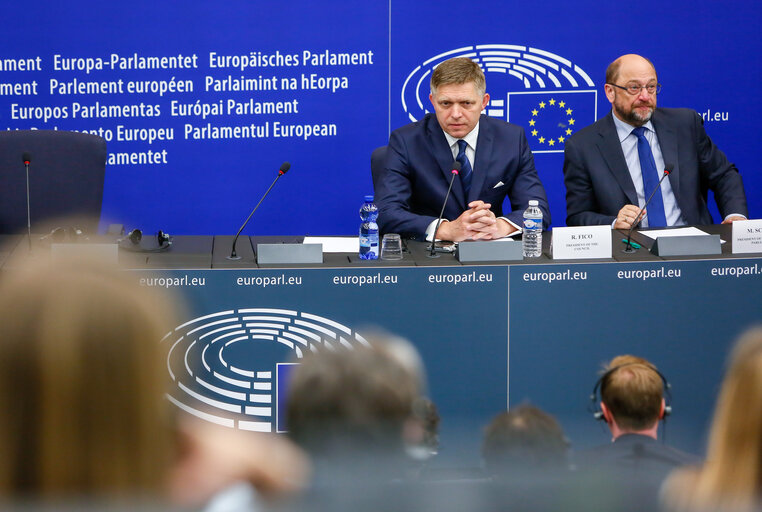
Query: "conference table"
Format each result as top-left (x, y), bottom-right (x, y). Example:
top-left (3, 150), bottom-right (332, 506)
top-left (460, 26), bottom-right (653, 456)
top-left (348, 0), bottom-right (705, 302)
top-left (2, 225), bottom-right (760, 465)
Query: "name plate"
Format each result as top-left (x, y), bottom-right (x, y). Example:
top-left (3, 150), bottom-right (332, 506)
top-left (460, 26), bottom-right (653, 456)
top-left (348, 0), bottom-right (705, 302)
top-left (650, 235), bottom-right (721, 256)
top-left (552, 225), bottom-right (611, 260)
top-left (456, 239), bottom-right (523, 262)
top-left (732, 219), bottom-right (762, 254)
top-left (256, 243), bottom-right (323, 264)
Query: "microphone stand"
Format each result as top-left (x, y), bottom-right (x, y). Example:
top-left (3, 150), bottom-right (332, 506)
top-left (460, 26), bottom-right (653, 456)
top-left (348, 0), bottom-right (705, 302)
top-left (228, 165), bottom-right (289, 260)
top-left (623, 164), bottom-right (673, 253)
top-left (428, 163), bottom-right (461, 258)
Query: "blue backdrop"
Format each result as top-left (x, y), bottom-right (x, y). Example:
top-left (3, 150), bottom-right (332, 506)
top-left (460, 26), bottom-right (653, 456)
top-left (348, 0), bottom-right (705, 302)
top-left (0, 1), bottom-right (758, 235)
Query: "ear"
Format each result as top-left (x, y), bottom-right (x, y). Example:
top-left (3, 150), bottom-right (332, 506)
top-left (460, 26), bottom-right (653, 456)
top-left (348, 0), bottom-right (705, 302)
top-left (659, 398), bottom-right (666, 419)
top-left (481, 93), bottom-right (490, 111)
top-left (600, 402), bottom-right (613, 424)
top-left (429, 93), bottom-right (435, 108)
top-left (402, 417), bottom-right (425, 445)
top-left (604, 84), bottom-right (616, 104)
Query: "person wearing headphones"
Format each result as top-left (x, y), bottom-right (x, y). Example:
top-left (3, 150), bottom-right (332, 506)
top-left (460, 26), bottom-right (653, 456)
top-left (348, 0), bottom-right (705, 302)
top-left (576, 355), bottom-right (697, 485)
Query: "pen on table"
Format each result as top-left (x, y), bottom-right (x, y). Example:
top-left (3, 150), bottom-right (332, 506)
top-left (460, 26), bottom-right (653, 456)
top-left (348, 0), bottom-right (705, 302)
top-left (621, 238), bottom-right (641, 249)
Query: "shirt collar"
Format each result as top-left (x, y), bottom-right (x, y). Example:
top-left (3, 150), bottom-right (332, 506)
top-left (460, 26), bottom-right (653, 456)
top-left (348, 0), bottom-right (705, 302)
top-left (443, 121), bottom-right (480, 150)
top-left (611, 111), bottom-right (655, 143)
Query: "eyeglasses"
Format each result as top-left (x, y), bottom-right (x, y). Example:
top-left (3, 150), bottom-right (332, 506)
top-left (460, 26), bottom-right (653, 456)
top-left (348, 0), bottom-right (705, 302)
top-left (606, 82), bottom-right (662, 95)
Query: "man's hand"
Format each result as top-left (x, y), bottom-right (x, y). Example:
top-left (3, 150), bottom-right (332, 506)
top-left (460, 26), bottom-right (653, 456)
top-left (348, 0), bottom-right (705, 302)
top-left (614, 204), bottom-right (646, 230)
top-left (721, 215), bottom-right (746, 224)
top-left (436, 201), bottom-right (516, 241)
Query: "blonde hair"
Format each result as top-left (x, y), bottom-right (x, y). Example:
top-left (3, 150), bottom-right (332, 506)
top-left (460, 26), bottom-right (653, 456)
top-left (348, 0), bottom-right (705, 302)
top-left (663, 328), bottom-right (762, 511)
top-left (0, 257), bottom-right (180, 498)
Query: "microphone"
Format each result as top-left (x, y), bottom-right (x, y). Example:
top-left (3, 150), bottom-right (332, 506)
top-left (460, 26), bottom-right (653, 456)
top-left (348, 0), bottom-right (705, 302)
top-left (228, 161), bottom-right (291, 260)
top-left (623, 163), bottom-right (674, 253)
top-left (428, 161), bottom-right (462, 258)
top-left (22, 152), bottom-right (32, 250)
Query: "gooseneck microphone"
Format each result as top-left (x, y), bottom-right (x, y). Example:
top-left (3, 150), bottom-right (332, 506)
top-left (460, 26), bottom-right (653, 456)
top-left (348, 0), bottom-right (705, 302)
top-left (22, 152), bottom-right (32, 250)
top-left (428, 161), bottom-right (462, 258)
top-left (228, 161), bottom-right (291, 260)
top-left (623, 163), bottom-right (674, 253)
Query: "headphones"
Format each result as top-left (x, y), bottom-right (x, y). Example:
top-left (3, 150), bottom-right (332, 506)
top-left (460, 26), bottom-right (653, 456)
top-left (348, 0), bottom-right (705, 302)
top-left (118, 228), bottom-right (172, 253)
top-left (589, 362), bottom-right (672, 422)
top-left (39, 226), bottom-right (87, 242)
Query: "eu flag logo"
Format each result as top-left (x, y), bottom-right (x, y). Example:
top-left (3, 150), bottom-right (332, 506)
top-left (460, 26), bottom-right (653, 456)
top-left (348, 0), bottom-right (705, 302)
top-left (276, 362), bottom-right (298, 432)
top-left (506, 90), bottom-right (597, 153)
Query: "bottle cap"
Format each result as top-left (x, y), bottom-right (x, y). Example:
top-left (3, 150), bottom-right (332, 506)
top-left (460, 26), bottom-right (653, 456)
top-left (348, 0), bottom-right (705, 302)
top-left (364, 195), bottom-right (374, 202)
top-left (528, 200), bottom-right (539, 206)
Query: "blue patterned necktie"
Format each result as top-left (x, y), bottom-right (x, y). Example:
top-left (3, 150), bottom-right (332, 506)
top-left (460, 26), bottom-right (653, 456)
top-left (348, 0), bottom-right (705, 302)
top-left (456, 139), bottom-right (473, 198)
top-left (632, 127), bottom-right (667, 227)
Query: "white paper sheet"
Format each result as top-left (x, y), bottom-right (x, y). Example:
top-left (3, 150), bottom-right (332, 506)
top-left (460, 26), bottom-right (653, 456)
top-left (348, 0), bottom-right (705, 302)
top-left (302, 236), bottom-right (358, 253)
top-left (638, 227), bottom-right (711, 240)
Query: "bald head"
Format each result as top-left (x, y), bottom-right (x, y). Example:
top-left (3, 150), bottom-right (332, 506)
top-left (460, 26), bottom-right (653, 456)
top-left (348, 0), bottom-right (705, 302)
top-left (606, 54), bottom-right (657, 85)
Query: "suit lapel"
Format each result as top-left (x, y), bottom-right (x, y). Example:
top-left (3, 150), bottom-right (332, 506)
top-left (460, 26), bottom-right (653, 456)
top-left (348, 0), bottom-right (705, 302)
top-left (470, 116), bottom-right (492, 203)
top-left (651, 110), bottom-right (680, 202)
top-left (426, 115), bottom-right (466, 209)
top-left (596, 113), bottom-right (638, 205)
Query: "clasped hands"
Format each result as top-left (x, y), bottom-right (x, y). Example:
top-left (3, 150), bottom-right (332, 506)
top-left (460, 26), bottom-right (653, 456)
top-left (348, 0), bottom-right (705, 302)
top-left (435, 201), bottom-right (516, 242)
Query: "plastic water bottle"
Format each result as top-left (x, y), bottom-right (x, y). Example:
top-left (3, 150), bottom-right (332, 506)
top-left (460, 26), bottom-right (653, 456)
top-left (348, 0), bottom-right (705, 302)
top-left (359, 195), bottom-right (379, 260)
top-left (522, 200), bottom-right (543, 258)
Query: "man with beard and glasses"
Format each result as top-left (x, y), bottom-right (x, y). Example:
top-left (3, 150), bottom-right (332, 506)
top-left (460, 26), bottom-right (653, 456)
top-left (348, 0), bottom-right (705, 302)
top-left (563, 54), bottom-right (747, 228)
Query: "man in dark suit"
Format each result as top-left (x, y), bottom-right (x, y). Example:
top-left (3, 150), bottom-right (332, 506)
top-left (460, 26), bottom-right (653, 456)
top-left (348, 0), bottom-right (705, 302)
top-left (577, 355), bottom-right (698, 484)
top-left (563, 54), bottom-right (747, 229)
top-left (376, 57), bottom-right (550, 241)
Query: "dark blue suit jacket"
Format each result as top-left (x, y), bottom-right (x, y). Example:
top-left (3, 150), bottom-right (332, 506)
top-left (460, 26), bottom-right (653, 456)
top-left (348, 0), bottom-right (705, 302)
top-left (376, 114), bottom-right (550, 239)
top-left (576, 434), bottom-right (699, 484)
top-left (563, 108), bottom-right (747, 226)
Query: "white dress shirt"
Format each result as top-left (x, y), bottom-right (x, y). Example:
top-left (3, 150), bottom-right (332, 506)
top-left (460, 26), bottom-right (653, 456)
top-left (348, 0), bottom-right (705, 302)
top-left (611, 114), bottom-right (686, 228)
top-left (425, 123), bottom-right (520, 241)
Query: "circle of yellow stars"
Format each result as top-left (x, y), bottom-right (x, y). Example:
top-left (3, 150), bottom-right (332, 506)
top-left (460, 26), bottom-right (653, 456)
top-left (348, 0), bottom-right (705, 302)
top-left (528, 98), bottom-right (575, 147)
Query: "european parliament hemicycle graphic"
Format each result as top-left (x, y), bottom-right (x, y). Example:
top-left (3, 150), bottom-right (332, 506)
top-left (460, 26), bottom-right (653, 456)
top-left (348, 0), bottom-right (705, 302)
top-left (164, 308), bottom-right (369, 432)
top-left (401, 44), bottom-right (597, 153)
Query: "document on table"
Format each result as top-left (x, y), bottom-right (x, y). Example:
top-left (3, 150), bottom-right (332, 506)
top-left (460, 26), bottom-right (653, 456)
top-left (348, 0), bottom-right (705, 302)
top-left (303, 236), bottom-right (359, 253)
top-left (638, 227), bottom-right (724, 243)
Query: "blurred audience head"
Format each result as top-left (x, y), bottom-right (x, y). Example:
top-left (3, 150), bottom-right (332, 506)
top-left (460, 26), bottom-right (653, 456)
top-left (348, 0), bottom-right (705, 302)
top-left (0, 257), bottom-right (179, 499)
top-left (482, 404), bottom-right (569, 475)
top-left (662, 327), bottom-right (762, 512)
top-left (0, 255), bottom-right (309, 507)
top-left (286, 333), bottom-right (425, 460)
top-left (598, 355), bottom-right (665, 437)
